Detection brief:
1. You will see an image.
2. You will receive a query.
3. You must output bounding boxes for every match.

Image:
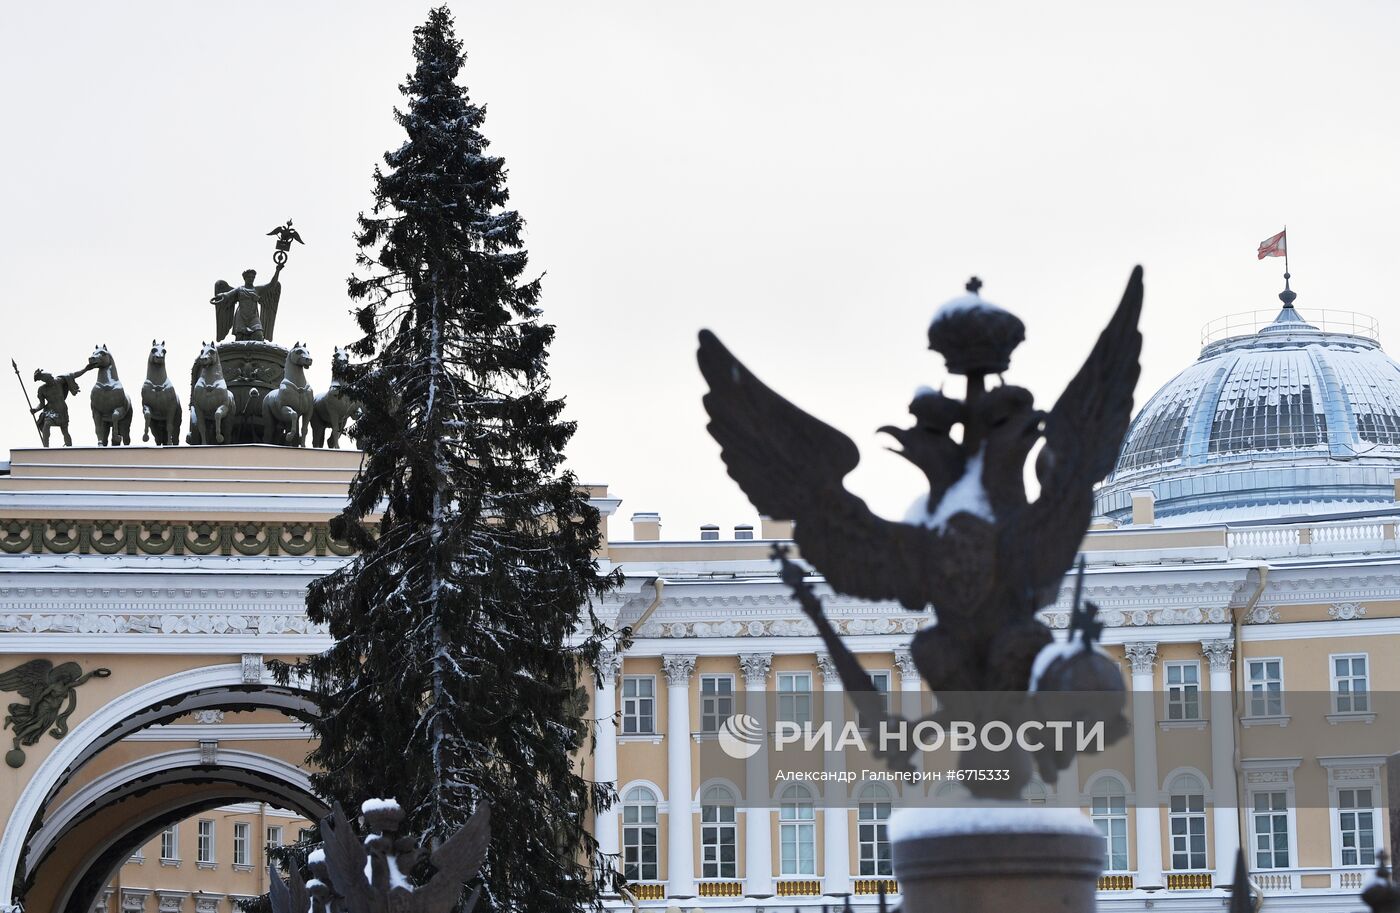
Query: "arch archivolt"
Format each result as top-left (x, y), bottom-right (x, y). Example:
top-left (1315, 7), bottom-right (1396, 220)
top-left (0, 662), bottom-right (321, 908)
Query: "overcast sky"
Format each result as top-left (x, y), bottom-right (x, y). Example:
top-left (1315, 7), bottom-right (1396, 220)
top-left (2, 1), bottom-right (1397, 539)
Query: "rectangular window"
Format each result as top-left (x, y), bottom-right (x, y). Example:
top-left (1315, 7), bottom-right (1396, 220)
top-left (700, 675), bottom-right (734, 733)
top-left (622, 800), bottom-right (659, 881)
top-left (298, 827), bottom-right (314, 844)
top-left (160, 824), bottom-right (179, 862)
top-left (1339, 788), bottom-right (1376, 866)
top-left (869, 670), bottom-right (892, 715)
top-left (858, 798), bottom-right (893, 876)
top-left (1252, 791), bottom-right (1289, 869)
top-left (779, 820), bottom-right (816, 875)
top-left (233, 822), bottom-right (251, 867)
top-left (1092, 792), bottom-right (1129, 872)
top-left (1247, 659), bottom-right (1284, 717)
top-left (1332, 655), bottom-right (1370, 714)
top-left (777, 672), bottom-right (812, 726)
top-left (266, 826), bottom-right (283, 849)
top-left (700, 802), bottom-right (737, 878)
top-left (1165, 662), bottom-right (1201, 721)
top-left (197, 820), bottom-right (215, 865)
top-left (1169, 793), bottom-right (1207, 870)
top-left (621, 676), bottom-right (656, 735)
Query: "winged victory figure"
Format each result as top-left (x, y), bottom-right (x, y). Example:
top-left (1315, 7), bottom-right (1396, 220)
top-left (210, 264), bottom-right (284, 342)
top-left (1, 659), bottom-right (111, 767)
top-left (699, 269), bottom-right (1143, 792)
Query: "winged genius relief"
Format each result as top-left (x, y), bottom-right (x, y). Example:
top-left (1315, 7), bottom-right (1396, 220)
top-left (1, 659), bottom-right (111, 768)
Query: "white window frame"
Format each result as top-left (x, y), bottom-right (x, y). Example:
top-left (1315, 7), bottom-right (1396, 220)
top-left (622, 786), bottom-right (660, 882)
top-left (160, 824), bottom-right (179, 864)
top-left (1330, 654), bottom-right (1370, 715)
top-left (778, 783), bottom-right (816, 876)
top-left (857, 785), bottom-right (893, 877)
top-left (266, 825), bottom-right (283, 849)
top-left (777, 672), bottom-right (812, 726)
top-left (233, 821), bottom-right (251, 869)
top-left (1089, 776), bottom-right (1130, 873)
top-left (197, 819), bottom-right (216, 868)
top-left (1164, 661), bottom-right (1201, 722)
top-left (1243, 759), bottom-right (1300, 872)
top-left (700, 785), bottom-right (738, 880)
top-left (868, 670), bottom-right (892, 717)
top-left (297, 827), bottom-right (314, 844)
top-left (1334, 784), bottom-right (1381, 868)
top-left (1245, 657), bottom-right (1285, 718)
top-left (1167, 774), bottom-right (1208, 871)
top-left (1249, 790), bottom-right (1292, 870)
top-left (699, 675), bottom-right (735, 734)
top-left (621, 675), bottom-right (656, 736)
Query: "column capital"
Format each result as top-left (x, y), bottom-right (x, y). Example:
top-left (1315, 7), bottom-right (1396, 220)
top-left (662, 654), bottom-right (697, 686)
top-left (597, 648), bottom-right (622, 684)
top-left (738, 652), bottom-right (773, 686)
top-left (894, 650), bottom-right (920, 683)
top-left (1123, 641), bottom-right (1159, 675)
top-left (815, 653), bottom-right (839, 683)
top-left (1200, 639), bottom-right (1234, 672)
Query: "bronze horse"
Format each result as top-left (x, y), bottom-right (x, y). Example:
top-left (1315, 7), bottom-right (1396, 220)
top-left (141, 340), bottom-right (182, 446)
top-left (263, 341), bottom-right (314, 446)
top-left (187, 341), bottom-right (235, 445)
top-left (87, 344), bottom-right (132, 446)
top-left (312, 346), bottom-right (361, 448)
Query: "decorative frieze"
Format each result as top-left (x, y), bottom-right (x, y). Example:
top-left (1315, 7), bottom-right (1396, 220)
top-left (1329, 602), bottom-right (1367, 620)
top-left (1244, 605), bottom-right (1280, 624)
top-left (191, 709), bottom-right (225, 724)
top-left (0, 518), bottom-right (357, 557)
top-left (638, 615), bottom-right (925, 639)
top-left (240, 654), bottom-right (264, 684)
top-left (155, 891), bottom-right (187, 912)
top-left (0, 611), bottom-right (325, 636)
top-left (192, 898), bottom-right (222, 913)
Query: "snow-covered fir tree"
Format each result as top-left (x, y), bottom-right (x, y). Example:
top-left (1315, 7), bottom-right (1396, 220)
top-left (277, 8), bottom-right (621, 912)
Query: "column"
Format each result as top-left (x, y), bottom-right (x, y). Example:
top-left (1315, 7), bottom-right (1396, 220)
top-left (894, 651), bottom-right (923, 774)
top-left (663, 654), bottom-right (698, 898)
top-left (1202, 639), bottom-right (1240, 884)
top-left (594, 651), bottom-right (622, 873)
top-left (817, 655), bottom-right (851, 895)
top-left (1125, 642), bottom-right (1163, 889)
top-left (739, 653), bottom-right (775, 897)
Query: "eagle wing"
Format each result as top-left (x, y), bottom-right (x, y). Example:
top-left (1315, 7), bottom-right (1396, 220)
top-left (0, 659), bottom-right (53, 703)
top-left (319, 804), bottom-right (370, 901)
top-left (698, 330), bottom-right (958, 610)
top-left (1023, 266), bottom-right (1143, 597)
top-left (415, 803), bottom-right (490, 910)
top-left (257, 276), bottom-right (282, 342)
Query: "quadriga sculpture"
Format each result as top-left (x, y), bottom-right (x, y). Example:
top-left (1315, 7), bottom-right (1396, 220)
top-left (268, 799), bottom-right (490, 913)
top-left (312, 346), bottom-right (362, 448)
top-left (188, 341), bottom-right (235, 445)
top-left (87, 344), bottom-right (133, 446)
top-left (263, 341), bottom-right (314, 446)
top-left (141, 340), bottom-right (182, 446)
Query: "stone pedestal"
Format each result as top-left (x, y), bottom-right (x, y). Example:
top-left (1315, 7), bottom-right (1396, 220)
top-left (893, 819), bottom-right (1102, 913)
top-left (189, 341), bottom-right (287, 444)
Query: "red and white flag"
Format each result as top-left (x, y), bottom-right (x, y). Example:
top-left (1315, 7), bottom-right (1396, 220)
top-left (1258, 229), bottom-right (1287, 260)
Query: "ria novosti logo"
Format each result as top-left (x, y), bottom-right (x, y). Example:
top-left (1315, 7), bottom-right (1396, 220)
top-left (718, 713), bottom-right (765, 759)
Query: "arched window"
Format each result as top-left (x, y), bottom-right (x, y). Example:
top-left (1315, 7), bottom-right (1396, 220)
top-left (622, 786), bottom-right (659, 882)
top-left (1168, 774), bottom-right (1207, 870)
top-left (701, 785), bottom-right (737, 879)
top-left (779, 784), bottom-right (816, 876)
top-left (1091, 777), bottom-right (1129, 872)
top-left (1023, 779), bottom-right (1048, 806)
top-left (857, 785), bottom-right (893, 877)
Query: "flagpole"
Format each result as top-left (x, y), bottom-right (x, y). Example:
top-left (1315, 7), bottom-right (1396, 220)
top-left (1283, 224), bottom-right (1289, 276)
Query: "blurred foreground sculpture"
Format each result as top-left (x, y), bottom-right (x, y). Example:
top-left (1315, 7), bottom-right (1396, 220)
top-left (269, 799), bottom-right (489, 913)
top-left (698, 268), bottom-right (1143, 795)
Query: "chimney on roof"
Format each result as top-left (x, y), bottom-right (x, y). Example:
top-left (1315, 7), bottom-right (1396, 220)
top-left (760, 516), bottom-right (794, 539)
top-left (1130, 489), bottom-right (1156, 526)
top-left (631, 512), bottom-right (661, 541)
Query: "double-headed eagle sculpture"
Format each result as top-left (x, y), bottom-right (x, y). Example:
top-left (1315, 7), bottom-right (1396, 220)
top-left (698, 268), bottom-right (1144, 794)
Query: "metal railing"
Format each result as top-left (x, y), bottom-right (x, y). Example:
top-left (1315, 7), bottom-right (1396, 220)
top-left (1201, 308), bottom-right (1380, 346)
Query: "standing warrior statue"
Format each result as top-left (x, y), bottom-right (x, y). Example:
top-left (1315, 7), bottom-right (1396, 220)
top-left (25, 363), bottom-right (92, 447)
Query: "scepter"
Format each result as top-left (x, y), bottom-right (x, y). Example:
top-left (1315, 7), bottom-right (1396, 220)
top-left (10, 359), bottom-right (42, 444)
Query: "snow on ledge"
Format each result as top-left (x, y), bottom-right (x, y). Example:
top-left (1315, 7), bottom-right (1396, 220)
top-left (361, 797), bottom-right (402, 815)
top-left (890, 804), bottom-right (1099, 841)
